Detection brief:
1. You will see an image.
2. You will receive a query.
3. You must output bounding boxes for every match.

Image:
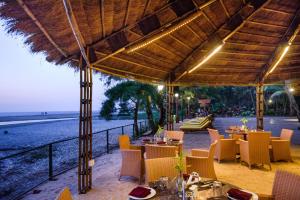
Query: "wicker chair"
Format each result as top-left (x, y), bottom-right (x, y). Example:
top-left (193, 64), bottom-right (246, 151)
top-left (145, 145), bottom-right (177, 159)
top-left (145, 157), bottom-right (179, 183)
top-left (239, 131), bottom-right (271, 170)
top-left (186, 141), bottom-right (217, 179)
top-left (208, 128), bottom-right (237, 162)
top-left (258, 170), bottom-right (300, 200)
top-left (271, 129), bottom-right (293, 162)
top-left (55, 187), bottom-right (73, 200)
top-left (164, 130), bottom-right (184, 141)
top-left (118, 135), bottom-right (141, 150)
top-left (119, 149), bottom-right (142, 183)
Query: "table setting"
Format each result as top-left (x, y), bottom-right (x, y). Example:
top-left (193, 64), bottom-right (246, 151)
top-left (128, 173), bottom-right (258, 200)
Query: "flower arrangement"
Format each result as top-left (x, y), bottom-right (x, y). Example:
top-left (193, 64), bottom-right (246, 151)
top-left (240, 117), bottom-right (248, 131)
top-left (175, 151), bottom-right (184, 175)
top-left (155, 125), bottom-right (164, 137)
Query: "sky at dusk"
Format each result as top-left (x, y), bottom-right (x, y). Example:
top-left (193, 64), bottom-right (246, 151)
top-left (0, 21), bottom-right (106, 112)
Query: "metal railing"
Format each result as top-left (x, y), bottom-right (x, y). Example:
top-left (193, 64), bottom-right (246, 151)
top-left (0, 120), bottom-right (149, 200)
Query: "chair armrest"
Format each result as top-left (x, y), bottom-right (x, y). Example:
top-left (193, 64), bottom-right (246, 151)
top-left (270, 136), bottom-right (280, 140)
top-left (191, 149), bottom-right (209, 157)
top-left (257, 193), bottom-right (274, 200)
top-left (186, 155), bottom-right (207, 160)
top-left (130, 144), bottom-right (141, 150)
top-left (271, 139), bottom-right (290, 148)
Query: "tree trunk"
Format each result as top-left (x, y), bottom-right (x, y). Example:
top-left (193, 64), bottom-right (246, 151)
top-left (285, 85), bottom-right (300, 121)
top-left (145, 95), bottom-right (156, 133)
top-left (158, 94), bottom-right (165, 127)
top-left (134, 100), bottom-right (139, 138)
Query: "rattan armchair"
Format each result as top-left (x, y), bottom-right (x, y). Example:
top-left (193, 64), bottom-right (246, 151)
top-left (239, 131), bottom-right (271, 170)
top-left (164, 130), bottom-right (184, 141)
top-left (55, 187), bottom-right (73, 200)
top-left (145, 157), bottom-right (179, 183)
top-left (208, 128), bottom-right (237, 162)
top-left (271, 129), bottom-right (293, 162)
top-left (145, 145), bottom-right (177, 159)
top-left (186, 141), bottom-right (217, 179)
top-left (118, 135), bottom-right (141, 150)
top-left (258, 170), bottom-right (300, 200)
top-left (119, 149), bottom-right (142, 183)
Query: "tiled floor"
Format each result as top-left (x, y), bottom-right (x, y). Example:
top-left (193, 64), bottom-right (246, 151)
top-left (23, 117), bottom-right (300, 200)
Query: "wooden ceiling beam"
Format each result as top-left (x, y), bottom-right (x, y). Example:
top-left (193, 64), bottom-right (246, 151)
top-left (172, 0), bottom-right (270, 82)
top-left (186, 24), bottom-right (203, 40)
top-left (95, 51), bottom-right (169, 73)
top-left (100, 0), bottom-right (105, 37)
top-left (63, 0), bottom-right (90, 66)
top-left (235, 30), bottom-right (281, 39)
top-left (262, 7), bottom-right (294, 15)
top-left (225, 41), bottom-right (276, 48)
top-left (16, 0), bottom-right (68, 57)
top-left (200, 49), bottom-right (270, 57)
top-left (247, 20), bottom-right (288, 29)
top-left (94, 64), bottom-right (163, 81)
top-left (132, 51), bottom-right (176, 66)
top-left (123, 0), bottom-right (131, 27)
top-left (169, 34), bottom-right (193, 51)
top-left (257, 7), bottom-right (300, 83)
top-left (220, 0), bottom-right (230, 18)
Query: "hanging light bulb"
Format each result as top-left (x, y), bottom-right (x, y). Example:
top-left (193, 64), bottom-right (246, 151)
top-left (157, 85), bottom-right (164, 91)
top-left (175, 93), bottom-right (179, 98)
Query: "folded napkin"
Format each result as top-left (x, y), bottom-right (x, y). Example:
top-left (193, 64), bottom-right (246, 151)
top-left (129, 186), bottom-right (151, 198)
top-left (157, 141), bottom-right (166, 144)
top-left (183, 173), bottom-right (190, 181)
top-left (227, 188), bottom-right (252, 200)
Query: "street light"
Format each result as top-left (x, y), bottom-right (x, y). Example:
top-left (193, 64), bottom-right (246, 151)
top-left (268, 99), bottom-right (273, 104)
top-left (157, 85), bottom-right (164, 91)
top-left (187, 97), bottom-right (191, 118)
top-left (289, 87), bottom-right (295, 92)
top-left (175, 93), bottom-right (179, 123)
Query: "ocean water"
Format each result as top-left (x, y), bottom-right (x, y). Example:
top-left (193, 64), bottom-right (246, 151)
top-left (0, 112), bottom-right (139, 157)
top-left (0, 112), bottom-right (145, 199)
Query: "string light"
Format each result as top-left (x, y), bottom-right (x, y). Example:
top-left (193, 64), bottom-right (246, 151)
top-left (188, 43), bottom-right (224, 73)
top-left (175, 93), bottom-right (179, 98)
top-left (127, 13), bottom-right (201, 53)
top-left (268, 45), bottom-right (290, 75)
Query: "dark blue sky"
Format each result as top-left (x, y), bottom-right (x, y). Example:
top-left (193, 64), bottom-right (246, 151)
top-left (0, 21), bottom-right (105, 112)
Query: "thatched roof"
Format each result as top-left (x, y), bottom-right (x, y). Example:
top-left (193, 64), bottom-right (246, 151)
top-left (1, 0), bottom-right (300, 86)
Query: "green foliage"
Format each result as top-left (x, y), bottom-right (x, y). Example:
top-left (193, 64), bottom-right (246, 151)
top-left (175, 151), bottom-right (184, 174)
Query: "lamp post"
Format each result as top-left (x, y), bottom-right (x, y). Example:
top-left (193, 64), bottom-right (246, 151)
top-left (175, 93), bottom-right (179, 123)
top-left (187, 96), bottom-right (191, 118)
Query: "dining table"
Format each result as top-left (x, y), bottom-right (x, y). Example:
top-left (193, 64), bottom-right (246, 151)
top-left (128, 178), bottom-right (257, 200)
top-left (225, 129), bottom-right (248, 140)
top-left (133, 139), bottom-right (184, 154)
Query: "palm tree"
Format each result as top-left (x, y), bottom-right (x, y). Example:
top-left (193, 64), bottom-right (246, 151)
top-left (100, 81), bottom-right (159, 138)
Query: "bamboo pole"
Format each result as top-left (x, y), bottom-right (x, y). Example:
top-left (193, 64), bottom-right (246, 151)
top-left (63, 0), bottom-right (90, 66)
top-left (16, 0), bottom-right (67, 57)
top-left (256, 84), bottom-right (264, 130)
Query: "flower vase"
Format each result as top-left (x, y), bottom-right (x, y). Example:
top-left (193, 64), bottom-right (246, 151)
top-left (176, 173), bottom-right (184, 198)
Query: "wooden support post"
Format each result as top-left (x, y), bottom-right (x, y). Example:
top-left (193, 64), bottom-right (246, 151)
top-left (170, 85), bottom-right (174, 130)
top-left (166, 80), bottom-right (174, 130)
top-left (78, 54), bottom-right (93, 194)
top-left (256, 84), bottom-right (264, 130)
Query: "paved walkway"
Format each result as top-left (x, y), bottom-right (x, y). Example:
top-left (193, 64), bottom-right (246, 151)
top-left (23, 117), bottom-right (300, 200)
